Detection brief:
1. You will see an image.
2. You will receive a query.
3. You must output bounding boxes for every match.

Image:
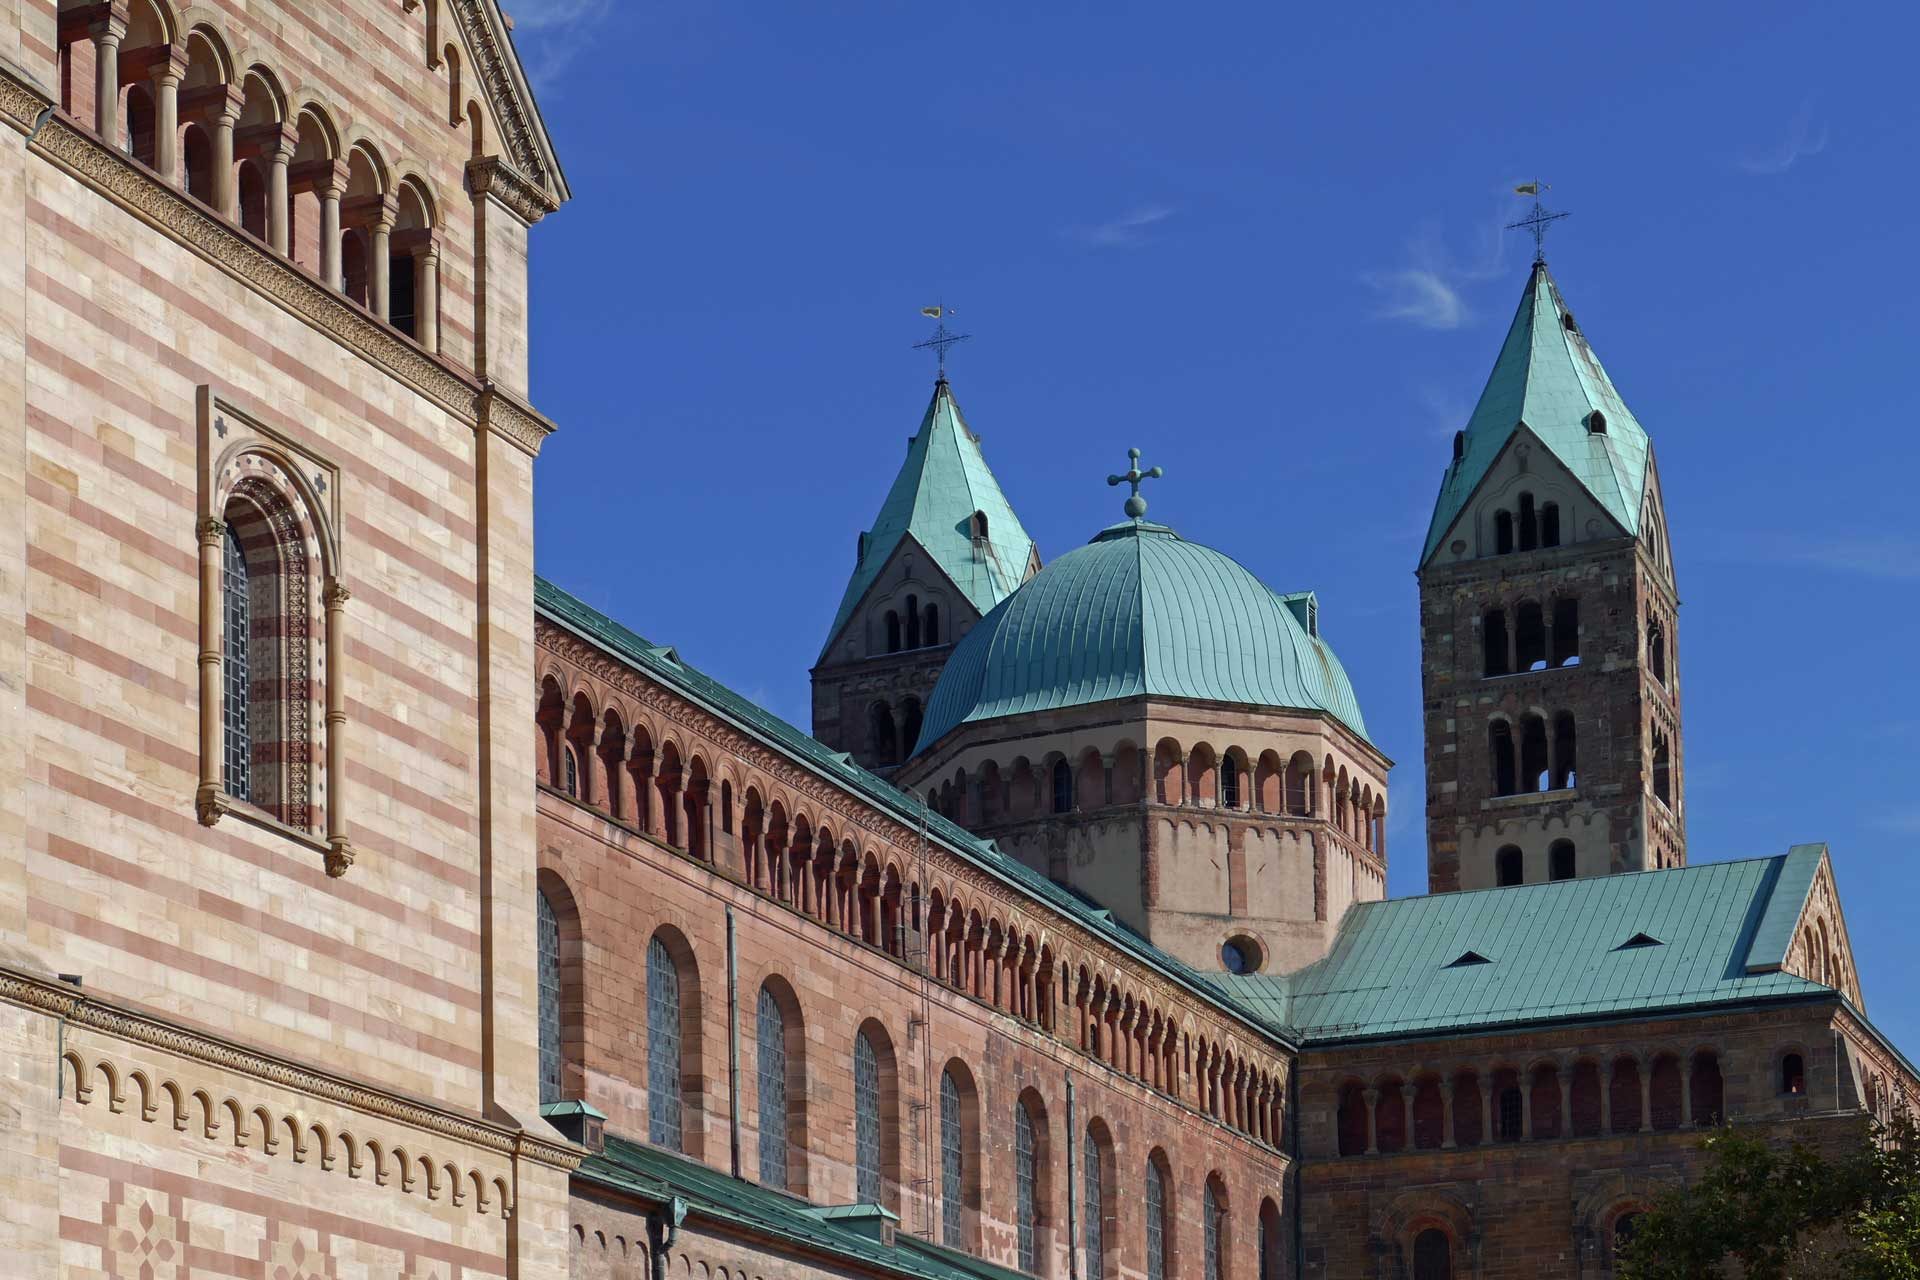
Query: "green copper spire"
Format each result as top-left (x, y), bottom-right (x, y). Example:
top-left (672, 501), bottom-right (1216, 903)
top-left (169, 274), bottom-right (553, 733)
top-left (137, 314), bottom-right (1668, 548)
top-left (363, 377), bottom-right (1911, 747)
top-left (820, 379), bottom-right (1038, 658)
top-left (1420, 262), bottom-right (1654, 565)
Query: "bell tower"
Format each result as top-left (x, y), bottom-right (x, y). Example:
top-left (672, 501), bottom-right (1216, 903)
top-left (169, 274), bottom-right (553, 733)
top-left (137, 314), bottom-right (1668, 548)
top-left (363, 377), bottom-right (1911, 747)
top-left (1418, 261), bottom-right (1683, 893)
top-left (811, 376), bottom-right (1039, 772)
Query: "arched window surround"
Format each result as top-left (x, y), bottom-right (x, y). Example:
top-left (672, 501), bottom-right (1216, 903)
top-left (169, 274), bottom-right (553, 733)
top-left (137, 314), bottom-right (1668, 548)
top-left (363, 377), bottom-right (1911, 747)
top-left (755, 977), bottom-right (807, 1193)
top-left (195, 393), bottom-right (351, 876)
top-left (939, 1059), bottom-right (981, 1250)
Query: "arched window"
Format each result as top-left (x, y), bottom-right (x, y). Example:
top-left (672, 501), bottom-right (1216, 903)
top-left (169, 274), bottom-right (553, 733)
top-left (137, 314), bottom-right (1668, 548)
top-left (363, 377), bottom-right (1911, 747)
top-left (1083, 1125), bottom-right (1108, 1278)
top-left (1495, 509), bottom-right (1514, 555)
top-left (940, 1067), bottom-right (967, 1248)
top-left (537, 888), bottom-right (563, 1104)
top-left (869, 702), bottom-right (899, 767)
top-left (1413, 1228), bottom-right (1451, 1280)
top-left (884, 611), bottom-right (901, 654)
top-left (125, 83), bottom-right (156, 166)
top-left (1652, 732), bottom-right (1672, 806)
top-left (1337, 1081), bottom-right (1368, 1155)
top-left (238, 160), bottom-right (268, 240)
top-left (1613, 1212), bottom-right (1642, 1260)
top-left (970, 510), bottom-right (990, 542)
top-left (756, 986), bottom-right (789, 1189)
top-left (561, 744), bottom-right (579, 797)
top-left (646, 936), bottom-right (683, 1150)
top-left (1015, 1096), bottom-right (1041, 1271)
top-left (1221, 754), bottom-right (1240, 809)
top-left (1145, 1155), bottom-right (1170, 1280)
top-left (925, 603), bottom-right (940, 645)
top-left (855, 1029), bottom-right (883, 1203)
top-left (1690, 1052), bottom-right (1724, 1126)
top-left (1552, 713), bottom-right (1577, 789)
top-left (1516, 601), bottom-right (1547, 671)
top-left (1052, 759), bottom-right (1073, 814)
top-left (1496, 846), bottom-right (1523, 886)
top-left (221, 525), bottom-right (253, 801)
top-left (1552, 597), bottom-right (1580, 666)
top-left (1490, 721), bottom-right (1516, 796)
top-left (1781, 1052), bottom-right (1806, 1096)
top-left (1541, 501), bottom-right (1561, 548)
top-left (1496, 1078), bottom-right (1524, 1140)
top-left (1520, 714), bottom-right (1550, 792)
top-left (720, 780), bottom-right (734, 834)
top-left (906, 595), bottom-right (921, 649)
top-left (899, 698), bottom-right (923, 759)
top-left (1483, 607), bottom-right (1510, 677)
top-left (1259, 1199), bottom-right (1283, 1280)
top-left (1549, 840), bottom-right (1575, 882)
top-left (183, 123), bottom-right (214, 204)
top-left (1648, 620), bottom-right (1667, 685)
top-left (1518, 492), bottom-right (1538, 551)
top-left (1204, 1177), bottom-right (1227, 1280)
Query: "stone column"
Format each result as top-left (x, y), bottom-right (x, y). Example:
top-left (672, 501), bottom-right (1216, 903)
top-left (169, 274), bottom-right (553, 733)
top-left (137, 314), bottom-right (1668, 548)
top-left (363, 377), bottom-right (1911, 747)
top-left (1400, 1081), bottom-right (1416, 1148)
top-left (413, 241), bottom-right (441, 351)
top-left (91, 7), bottom-right (128, 148)
top-left (322, 582), bottom-right (351, 876)
top-left (150, 54), bottom-right (182, 179)
top-left (1600, 1062), bottom-right (1614, 1134)
top-left (317, 172), bottom-right (344, 290)
top-left (1680, 1056), bottom-right (1693, 1128)
top-left (267, 133), bottom-right (294, 254)
top-left (210, 91), bottom-right (242, 216)
top-left (1522, 1072), bottom-right (1536, 1139)
top-left (1441, 1079), bottom-right (1457, 1149)
top-left (193, 517), bottom-right (226, 822)
top-left (1557, 1062), bottom-right (1573, 1138)
top-left (1363, 1088), bottom-right (1379, 1155)
top-left (1639, 1061), bottom-right (1653, 1133)
top-left (1481, 1076), bottom-right (1496, 1142)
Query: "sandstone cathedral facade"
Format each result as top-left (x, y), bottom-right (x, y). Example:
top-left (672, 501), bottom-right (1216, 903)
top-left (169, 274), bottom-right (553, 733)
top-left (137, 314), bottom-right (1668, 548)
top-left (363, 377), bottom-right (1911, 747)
top-left (0, 4), bottom-right (1910, 1280)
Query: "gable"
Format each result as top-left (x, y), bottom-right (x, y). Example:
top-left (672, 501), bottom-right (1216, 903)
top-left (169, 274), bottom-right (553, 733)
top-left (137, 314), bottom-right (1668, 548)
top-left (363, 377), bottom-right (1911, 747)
top-left (1424, 425), bottom-right (1630, 567)
top-left (1749, 844), bottom-right (1866, 1009)
top-left (816, 533), bottom-right (982, 666)
top-left (431, 0), bottom-right (569, 206)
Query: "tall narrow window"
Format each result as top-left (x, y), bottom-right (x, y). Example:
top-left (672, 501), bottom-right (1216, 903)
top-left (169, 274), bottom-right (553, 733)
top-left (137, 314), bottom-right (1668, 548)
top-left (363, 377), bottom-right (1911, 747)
top-left (561, 744), bottom-right (579, 797)
top-left (756, 986), bottom-right (788, 1189)
top-left (1552, 713), bottom-right (1577, 789)
top-left (1483, 607), bottom-right (1510, 677)
top-left (1549, 839), bottom-right (1575, 882)
top-left (1204, 1179), bottom-right (1225, 1280)
top-left (1490, 721), bottom-right (1516, 796)
top-left (221, 525), bottom-right (253, 801)
top-left (1413, 1229), bottom-right (1452, 1280)
top-left (647, 936), bottom-right (683, 1150)
top-left (1497, 1084), bottom-right (1523, 1140)
top-left (855, 1030), bottom-right (882, 1203)
top-left (1145, 1157), bottom-right (1168, 1280)
top-left (1540, 502), bottom-right (1561, 548)
top-left (1259, 1200), bottom-right (1283, 1280)
top-left (537, 888), bottom-right (563, 1104)
top-left (1520, 714), bottom-right (1550, 792)
top-left (1494, 509), bottom-right (1514, 555)
top-left (940, 1069), bottom-right (965, 1248)
top-left (1518, 492), bottom-right (1538, 551)
top-left (1015, 1099), bottom-right (1039, 1271)
top-left (1496, 845), bottom-right (1523, 887)
top-left (1653, 733), bottom-right (1672, 806)
top-left (1052, 759), bottom-right (1073, 814)
top-left (1551, 597), bottom-right (1580, 666)
top-left (924, 603), bottom-right (940, 646)
top-left (1083, 1127), bottom-right (1106, 1278)
top-left (1648, 620), bottom-right (1667, 685)
top-left (1781, 1053), bottom-right (1806, 1096)
top-left (1221, 755), bottom-right (1240, 810)
top-left (885, 611), bottom-right (901, 653)
top-left (1516, 601), bottom-right (1547, 671)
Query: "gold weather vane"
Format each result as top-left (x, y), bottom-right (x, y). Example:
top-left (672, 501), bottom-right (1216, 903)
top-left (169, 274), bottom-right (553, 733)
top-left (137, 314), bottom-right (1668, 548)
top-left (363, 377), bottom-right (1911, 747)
top-left (914, 305), bottom-right (971, 379)
top-left (1508, 182), bottom-right (1570, 264)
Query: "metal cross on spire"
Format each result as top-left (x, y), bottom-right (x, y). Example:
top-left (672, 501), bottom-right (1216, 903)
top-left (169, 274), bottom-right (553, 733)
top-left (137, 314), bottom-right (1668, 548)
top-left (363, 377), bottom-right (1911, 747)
top-left (1107, 447), bottom-right (1164, 521)
top-left (1507, 181), bottom-right (1569, 264)
top-left (913, 305), bottom-right (971, 380)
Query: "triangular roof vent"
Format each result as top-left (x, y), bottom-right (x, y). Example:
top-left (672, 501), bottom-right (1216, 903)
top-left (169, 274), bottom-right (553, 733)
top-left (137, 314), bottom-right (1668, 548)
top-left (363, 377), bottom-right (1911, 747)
top-left (1445, 950), bottom-right (1492, 968)
top-left (1615, 932), bottom-right (1663, 951)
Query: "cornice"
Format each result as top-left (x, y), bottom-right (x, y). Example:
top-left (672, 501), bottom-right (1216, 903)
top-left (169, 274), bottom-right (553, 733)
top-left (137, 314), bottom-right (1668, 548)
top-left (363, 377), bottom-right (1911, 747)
top-left (0, 963), bottom-right (583, 1172)
top-left (449, 0), bottom-right (565, 204)
top-left (478, 381), bottom-right (556, 457)
top-left (466, 155), bottom-right (558, 226)
top-left (0, 53), bottom-right (53, 134)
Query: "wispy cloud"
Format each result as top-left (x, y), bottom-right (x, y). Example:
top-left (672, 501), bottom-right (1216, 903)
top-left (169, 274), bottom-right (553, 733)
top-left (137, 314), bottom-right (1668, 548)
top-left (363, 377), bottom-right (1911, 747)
top-left (504, 0), bottom-right (615, 88)
top-left (1068, 205), bottom-right (1175, 249)
top-left (1363, 189), bottom-right (1515, 331)
top-left (1776, 535), bottom-right (1920, 580)
top-left (1736, 97), bottom-right (1829, 175)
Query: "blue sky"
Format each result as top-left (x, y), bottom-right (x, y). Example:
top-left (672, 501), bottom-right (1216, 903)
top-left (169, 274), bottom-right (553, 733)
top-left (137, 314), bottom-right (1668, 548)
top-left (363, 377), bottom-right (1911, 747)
top-left (512, 3), bottom-right (1920, 1051)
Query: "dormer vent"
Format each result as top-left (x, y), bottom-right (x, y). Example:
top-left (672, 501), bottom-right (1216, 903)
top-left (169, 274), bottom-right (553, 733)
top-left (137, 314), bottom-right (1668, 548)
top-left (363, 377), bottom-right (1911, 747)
top-left (1615, 932), bottom-right (1663, 951)
top-left (1445, 950), bottom-right (1492, 968)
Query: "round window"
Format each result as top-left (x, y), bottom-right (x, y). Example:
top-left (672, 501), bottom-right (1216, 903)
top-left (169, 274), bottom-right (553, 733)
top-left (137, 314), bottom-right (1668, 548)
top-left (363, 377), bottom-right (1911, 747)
top-left (1221, 935), bottom-right (1265, 975)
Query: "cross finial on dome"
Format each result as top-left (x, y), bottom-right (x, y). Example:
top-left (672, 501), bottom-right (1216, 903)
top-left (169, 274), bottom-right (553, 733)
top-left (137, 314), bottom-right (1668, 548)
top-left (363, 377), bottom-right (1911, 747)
top-left (1107, 447), bottom-right (1164, 520)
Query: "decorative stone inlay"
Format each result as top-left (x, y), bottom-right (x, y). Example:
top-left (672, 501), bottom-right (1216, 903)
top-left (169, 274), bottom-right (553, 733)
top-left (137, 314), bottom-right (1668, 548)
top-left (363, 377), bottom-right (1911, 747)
top-left (105, 1188), bottom-right (183, 1280)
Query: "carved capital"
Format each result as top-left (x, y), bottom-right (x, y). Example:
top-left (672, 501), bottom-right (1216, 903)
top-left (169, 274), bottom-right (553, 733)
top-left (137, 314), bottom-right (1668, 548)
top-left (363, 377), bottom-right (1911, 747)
top-left (466, 155), bottom-right (558, 224)
top-left (195, 782), bottom-right (229, 827)
top-left (323, 581), bottom-right (352, 609)
top-left (325, 837), bottom-right (353, 878)
top-left (196, 516), bottom-right (227, 546)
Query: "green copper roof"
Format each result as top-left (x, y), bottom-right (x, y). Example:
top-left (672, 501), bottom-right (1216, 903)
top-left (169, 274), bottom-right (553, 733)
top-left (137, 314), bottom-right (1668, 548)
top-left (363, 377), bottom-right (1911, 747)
top-left (821, 380), bottom-right (1037, 658)
top-left (535, 577), bottom-right (1283, 1048)
top-left (1210, 848), bottom-right (1837, 1045)
top-left (580, 1137), bottom-right (1030, 1280)
top-left (914, 521), bottom-right (1371, 754)
top-left (1420, 262), bottom-right (1653, 565)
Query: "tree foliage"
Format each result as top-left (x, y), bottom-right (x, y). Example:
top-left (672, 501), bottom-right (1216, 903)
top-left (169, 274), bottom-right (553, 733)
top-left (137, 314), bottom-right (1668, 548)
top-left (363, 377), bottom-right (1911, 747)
top-left (1620, 1113), bottom-right (1920, 1280)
